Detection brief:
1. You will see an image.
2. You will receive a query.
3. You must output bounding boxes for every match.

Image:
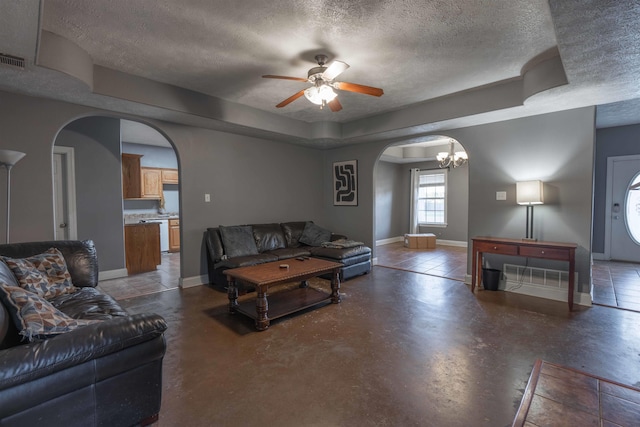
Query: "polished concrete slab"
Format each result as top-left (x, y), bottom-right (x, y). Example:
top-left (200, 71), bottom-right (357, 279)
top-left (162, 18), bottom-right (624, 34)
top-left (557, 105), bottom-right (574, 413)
top-left (120, 266), bottom-right (640, 426)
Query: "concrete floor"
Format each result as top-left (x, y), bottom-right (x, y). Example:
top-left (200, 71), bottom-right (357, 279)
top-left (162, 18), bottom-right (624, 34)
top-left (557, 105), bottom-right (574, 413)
top-left (119, 266), bottom-right (640, 426)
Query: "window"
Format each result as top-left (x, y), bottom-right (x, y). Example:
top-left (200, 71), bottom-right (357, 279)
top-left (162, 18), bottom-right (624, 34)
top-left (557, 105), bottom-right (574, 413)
top-left (417, 170), bottom-right (447, 226)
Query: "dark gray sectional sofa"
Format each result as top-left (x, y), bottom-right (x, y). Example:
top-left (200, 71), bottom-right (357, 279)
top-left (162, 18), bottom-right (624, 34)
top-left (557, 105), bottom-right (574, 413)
top-left (205, 221), bottom-right (371, 288)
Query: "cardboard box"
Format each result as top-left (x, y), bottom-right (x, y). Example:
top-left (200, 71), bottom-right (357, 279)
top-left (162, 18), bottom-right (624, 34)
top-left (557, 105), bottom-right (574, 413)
top-left (404, 233), bottom-right (436, 249)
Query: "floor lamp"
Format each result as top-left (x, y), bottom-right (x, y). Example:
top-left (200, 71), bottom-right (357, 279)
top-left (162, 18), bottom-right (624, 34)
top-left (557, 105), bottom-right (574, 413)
top-left (0, 150), bottom-right (26, 244)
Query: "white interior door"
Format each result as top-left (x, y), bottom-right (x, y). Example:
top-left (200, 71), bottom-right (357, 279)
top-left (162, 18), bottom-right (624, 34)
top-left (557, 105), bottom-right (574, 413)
top-left (53, 147), bottom-right (78, 240)
top-left (610, 158), bottom-right (640, 262)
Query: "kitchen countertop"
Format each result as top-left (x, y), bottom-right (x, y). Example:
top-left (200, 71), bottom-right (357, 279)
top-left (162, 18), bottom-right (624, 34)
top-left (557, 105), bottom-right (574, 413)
top-left (124, 213), bottom-right (179, 225)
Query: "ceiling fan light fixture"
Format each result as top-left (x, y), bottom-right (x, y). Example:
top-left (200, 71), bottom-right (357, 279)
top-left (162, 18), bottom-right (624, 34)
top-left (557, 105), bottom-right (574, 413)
top-left (304, 84), bottom-right (337, 105)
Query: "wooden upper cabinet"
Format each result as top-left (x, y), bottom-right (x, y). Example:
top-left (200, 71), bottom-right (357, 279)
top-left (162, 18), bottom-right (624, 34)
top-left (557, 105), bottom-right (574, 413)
top-left (161, 169), bottom-right (179, 184)
top-left (122, 154), bottom-right (173, 199)
top-left (122, 153), bottom-right (143, 199)
top-left (141, 168), bottom-right (162, 198)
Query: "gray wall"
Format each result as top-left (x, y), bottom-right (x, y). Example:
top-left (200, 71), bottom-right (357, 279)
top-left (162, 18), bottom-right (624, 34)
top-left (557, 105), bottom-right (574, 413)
top-left (122, 142), bottom-right (179, 214)
top-left (56, 117), bottom-right (125, 271)
top-left (0, 90), bottom-right (326, 282)
top-left (0, 89), bottom-right (596, 293)
top-left (592, 124), bottom-right (640, 253)
top-left (374, 161), bottom-right (408, 240)
top-left (327, 107), bottom-right (595, 293)
top-left (375, 160), bottom-right (469, 242)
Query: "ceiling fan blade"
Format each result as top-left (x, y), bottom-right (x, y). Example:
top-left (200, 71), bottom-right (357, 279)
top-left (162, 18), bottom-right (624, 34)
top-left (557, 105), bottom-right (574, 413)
top-left (276, 90), bottom-right (306, 108)
top-left (334, 81), bottom-right (384, 97)
top-left (328, 98), bottom-right (343, 112)
top-left (322, 60), bottom-right (349, 81)
top-left (262, 75), bottom-right (308, 82)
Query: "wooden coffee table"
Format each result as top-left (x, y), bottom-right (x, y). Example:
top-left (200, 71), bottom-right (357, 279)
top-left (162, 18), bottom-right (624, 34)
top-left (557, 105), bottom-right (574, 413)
top-left (224, 258), bottom-right (343, 331)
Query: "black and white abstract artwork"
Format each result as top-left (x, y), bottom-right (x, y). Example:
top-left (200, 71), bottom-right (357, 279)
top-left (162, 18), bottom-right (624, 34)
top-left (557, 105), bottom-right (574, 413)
top-left (333, 160), bottom-right (358, 206)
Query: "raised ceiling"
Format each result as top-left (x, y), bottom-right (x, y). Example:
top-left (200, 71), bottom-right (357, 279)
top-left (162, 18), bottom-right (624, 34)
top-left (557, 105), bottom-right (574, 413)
top-left (0, 1), bottom-right (639, 148)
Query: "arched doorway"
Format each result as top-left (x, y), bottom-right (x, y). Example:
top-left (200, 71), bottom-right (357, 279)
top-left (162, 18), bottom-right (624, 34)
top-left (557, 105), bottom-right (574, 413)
top-left (53, 116), bottom-right (181, 298)
top-left (373, 136), bottom-right (469, 281)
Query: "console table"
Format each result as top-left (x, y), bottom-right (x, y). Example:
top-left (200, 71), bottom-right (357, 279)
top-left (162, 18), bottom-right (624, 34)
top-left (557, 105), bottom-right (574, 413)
top-left (471, 237), bottom-right (577, 311)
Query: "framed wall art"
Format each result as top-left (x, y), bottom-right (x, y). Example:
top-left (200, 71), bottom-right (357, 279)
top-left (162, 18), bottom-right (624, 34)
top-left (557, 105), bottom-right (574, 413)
top-left (333, 160), bottom-right (358, 206)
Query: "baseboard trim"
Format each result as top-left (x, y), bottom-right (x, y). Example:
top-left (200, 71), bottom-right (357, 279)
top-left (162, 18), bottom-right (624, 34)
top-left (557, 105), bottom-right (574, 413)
top-left (376, 236), bottom-right (468, 248)
top-left (180, 275), bottom-right (207, 289)
top-left (376, 236), bottom-right (404, 246)
top-left (372, 257), bottom-right (379, 266)
top-left (99, 268), bottom-right (128, 281)
top-left (592, 252), bottom-right (607, 261)
top-left (436, 239), bottom-right (468, 248)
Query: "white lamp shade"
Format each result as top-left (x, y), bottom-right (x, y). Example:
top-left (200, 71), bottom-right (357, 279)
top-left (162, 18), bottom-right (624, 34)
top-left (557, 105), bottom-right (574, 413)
top-left (304, 85), bottom-right (337, 105)
top-left (0, 150), bottom-right (26, 167)
top-left (516, 180), bottom-right (544, 205)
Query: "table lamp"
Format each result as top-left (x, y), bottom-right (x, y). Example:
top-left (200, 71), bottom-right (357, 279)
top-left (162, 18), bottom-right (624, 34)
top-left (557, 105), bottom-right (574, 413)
top-left (516, 180), bottom-right (544, 241)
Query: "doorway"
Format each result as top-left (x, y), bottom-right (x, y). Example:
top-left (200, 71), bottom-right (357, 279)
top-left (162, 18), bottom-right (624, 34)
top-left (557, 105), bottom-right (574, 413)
top-left (53, 146), bottom-right (78, 240)
top-left (374, 136), bottom-right (469, 281)
top-left (605, 155), bottom-right (640, 262)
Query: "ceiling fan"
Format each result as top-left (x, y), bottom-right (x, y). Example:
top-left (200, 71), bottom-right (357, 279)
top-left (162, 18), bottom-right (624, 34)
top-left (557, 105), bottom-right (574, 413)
top-left (262, 54), bottom-right (384, 112)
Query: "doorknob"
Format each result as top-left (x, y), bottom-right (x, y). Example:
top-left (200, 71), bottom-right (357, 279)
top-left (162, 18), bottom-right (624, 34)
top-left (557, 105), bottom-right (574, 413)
top-left (59, 223), bottom-right (67, 228)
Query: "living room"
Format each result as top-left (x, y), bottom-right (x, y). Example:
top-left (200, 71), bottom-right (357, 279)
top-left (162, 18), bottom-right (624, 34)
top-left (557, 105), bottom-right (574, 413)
top-left (1, 1), bottom-right (639, 425)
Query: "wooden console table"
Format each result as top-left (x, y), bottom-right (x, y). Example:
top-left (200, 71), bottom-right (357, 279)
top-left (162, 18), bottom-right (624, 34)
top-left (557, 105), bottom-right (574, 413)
top-left (471, 237), bottom-right (577, 311)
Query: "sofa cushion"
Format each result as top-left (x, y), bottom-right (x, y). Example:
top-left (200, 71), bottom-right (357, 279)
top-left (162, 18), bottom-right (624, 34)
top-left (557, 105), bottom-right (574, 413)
top-left (0, 248), bottom-right (76, 299)
top-left (214, 253), bottom-right (279, 269)
top-left (51, 287), bottom-right (128, 320)
top-left (0, 284), bottom-right (100, 342)
top-left (252, 223), bottom-right (286, 252)
top-left (219, 225), bottom-right (259, 258)
top-left (281, 221), bottom-right (308, 248)
top-left (267, 247), bottom-right (312, 260)
top-left (299, 222), bottom-right (332, 247)
top-left (307, 245), bottom-right (372, 260)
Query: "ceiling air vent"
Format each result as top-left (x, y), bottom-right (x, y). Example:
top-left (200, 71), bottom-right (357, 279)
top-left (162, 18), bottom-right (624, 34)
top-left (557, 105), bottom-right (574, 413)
top-left (0, 53), bottom-right (25, 70)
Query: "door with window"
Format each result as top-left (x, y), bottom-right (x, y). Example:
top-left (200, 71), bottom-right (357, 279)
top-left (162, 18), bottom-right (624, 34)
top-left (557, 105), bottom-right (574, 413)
top-left (610, 157), bottom-right (640, 262)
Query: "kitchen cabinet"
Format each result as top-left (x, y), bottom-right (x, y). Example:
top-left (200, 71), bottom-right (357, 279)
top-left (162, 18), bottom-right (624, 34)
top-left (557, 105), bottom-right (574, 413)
top-left (161, 168), bottom-right (179, 184)
top-left (122, 153), bottom-right (143, 199)
top-left (121, 154), bottom-right (161, 199)
top-left (124, 223), bottom-right (161, 274)
top-left (169, 218), bottom-right (180, 252)
top-left (141, 167), bottom-right (162, 198)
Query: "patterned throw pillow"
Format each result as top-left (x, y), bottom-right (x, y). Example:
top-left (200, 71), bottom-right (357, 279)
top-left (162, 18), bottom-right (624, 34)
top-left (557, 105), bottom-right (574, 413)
top-left (1, 248), bottom-right (76, 299)
top-left (0, 284), bottom-right (99, 341)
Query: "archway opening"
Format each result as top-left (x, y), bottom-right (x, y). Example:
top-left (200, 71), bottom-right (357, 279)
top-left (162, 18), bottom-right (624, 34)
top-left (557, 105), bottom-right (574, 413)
top-left (53, 116), bottom-right (181, 299)
top-left (373, 135), bottom-right (469, 281)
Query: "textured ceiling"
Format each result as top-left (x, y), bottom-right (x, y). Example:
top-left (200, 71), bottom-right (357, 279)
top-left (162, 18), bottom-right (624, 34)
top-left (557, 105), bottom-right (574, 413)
top-left (40, 0), bottom-right (557, 123)
top-left (0, 0), bottom-right (639, 148)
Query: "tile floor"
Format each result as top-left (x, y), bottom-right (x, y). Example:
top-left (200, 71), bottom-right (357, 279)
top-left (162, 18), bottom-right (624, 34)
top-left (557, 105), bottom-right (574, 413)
top-left (375, 241), bottom-right (468, 281)
top-left (97, 252), bottom-right (181, 300)
top-left (592, 259), bottom-right (640, 312)
top-left (513, 359), bottom-right (640, 426)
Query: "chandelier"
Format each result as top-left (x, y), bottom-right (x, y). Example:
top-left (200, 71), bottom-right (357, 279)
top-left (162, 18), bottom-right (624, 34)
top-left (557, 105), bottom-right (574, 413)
top-left (436, 140), bottom-right (468, 168)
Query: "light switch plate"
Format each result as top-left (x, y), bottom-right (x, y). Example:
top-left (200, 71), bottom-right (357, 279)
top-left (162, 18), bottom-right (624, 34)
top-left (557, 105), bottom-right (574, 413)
top-left (496, 191), bottom-right (507, 201)
top-left (204, 193), bottom-right (211, 202)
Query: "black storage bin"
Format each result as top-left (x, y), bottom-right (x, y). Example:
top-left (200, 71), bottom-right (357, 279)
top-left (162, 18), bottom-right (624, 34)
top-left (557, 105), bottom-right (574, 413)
top-left (482, 268), bottom-right (501, 291)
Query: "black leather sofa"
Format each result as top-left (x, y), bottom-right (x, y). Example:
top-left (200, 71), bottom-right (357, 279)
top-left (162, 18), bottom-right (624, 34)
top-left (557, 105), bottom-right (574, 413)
top-left (205, 221), bottom-right (371, 288)
top-left (0, 240), bottom-right (167, 427)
